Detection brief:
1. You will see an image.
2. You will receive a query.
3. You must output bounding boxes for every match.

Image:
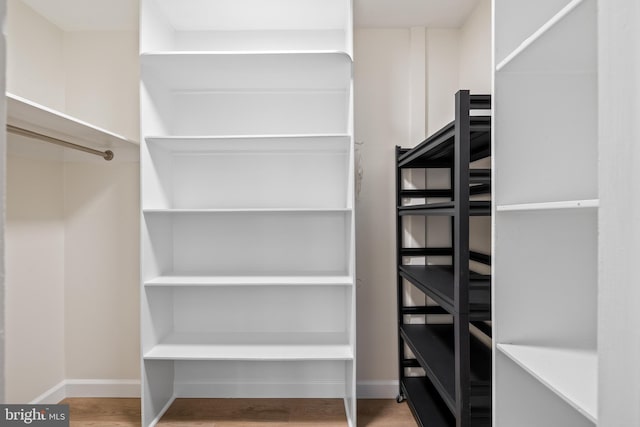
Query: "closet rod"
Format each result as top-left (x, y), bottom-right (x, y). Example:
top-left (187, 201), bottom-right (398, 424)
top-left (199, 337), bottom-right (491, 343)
top-left (7, 124), bottom-right (114, 161)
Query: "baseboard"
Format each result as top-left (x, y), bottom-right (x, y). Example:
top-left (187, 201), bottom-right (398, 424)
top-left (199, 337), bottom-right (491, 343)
top-left (30, 379), bottom-right (397, 403)
top-left (64, 379), bottom-right (141, 398)
top-left (30, 379), bottom-right (141, 404)
top-left (356, 380), bottom-right (399, 399)
top-left (29, 380), bottom-right (67, 404)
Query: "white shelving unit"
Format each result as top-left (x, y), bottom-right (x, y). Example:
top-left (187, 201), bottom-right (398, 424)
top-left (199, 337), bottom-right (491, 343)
top-left (493, 0), bottom-right (597, 425)
top-left (140, 1), bottom-right (355, 426)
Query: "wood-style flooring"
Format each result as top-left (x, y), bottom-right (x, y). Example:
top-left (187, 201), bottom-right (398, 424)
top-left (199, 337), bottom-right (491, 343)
top-left (60, 398), bottom-right (418, 426)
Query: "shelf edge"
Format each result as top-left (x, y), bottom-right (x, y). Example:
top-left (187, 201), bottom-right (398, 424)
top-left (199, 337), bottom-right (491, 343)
top-left (7, 92), bottom-right (138, 146)
top-left (496, 199), bottom-right (599, 212)
top-left (495, 0), bottom-right (586, 71)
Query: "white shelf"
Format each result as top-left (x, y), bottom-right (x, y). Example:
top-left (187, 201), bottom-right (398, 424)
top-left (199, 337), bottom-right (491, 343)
top-left (6, 92), bottom-right (139, 162)
top-left (145, 133), bottom-right (351, 146)
top-left (145, 275), bottom-right (353, 287)
top-left (149, 0), bottom-right (347, 31)
top-left (143, 208), bottom-right (351, 214)
top-left (142, 135), bottom-right (352, 210)
top-left (496, 0), bottom-right (585, 71)
top-left (144, 210), bottom-right (351, 276)
top-left (144, 332), bottom-right (353, 361)
top-left (497, 199), bottom-right (599, 212)
top-left (493, 0), bottom-right (597, 206)
top-left (141, 0), bottom-right (350, 54)
top-left (497, 344), bottom-right (597, 423)
top-left (140, 51), bottom-right (352, 91)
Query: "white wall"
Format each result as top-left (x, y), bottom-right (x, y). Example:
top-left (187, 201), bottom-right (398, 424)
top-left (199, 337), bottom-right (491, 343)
top-left (62, 30), bottom-right (140, 381)
top-left (354, 1), bottom-right (492, 393)
top-left (6, 0), bottom-right (65, 111)
top-left (64, 162), bottom-right (139, 380)
top-left (459, 0), bottom-right (492, 94)
top-left (64, 31), bottom-right (140, 142)
top-left (5, 0), bottom-right (141, 401)
top-left (0, 0), bottom-right (7, 404)
top-left (354, 28), bottom-right (412, 390)
top-left (5, 153), bottom-right (66, 403)
top-left (426, 29), bottom-right (459, 135)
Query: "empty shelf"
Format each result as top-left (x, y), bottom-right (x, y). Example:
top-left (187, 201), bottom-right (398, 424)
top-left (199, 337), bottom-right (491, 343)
top-left (401, 377), bottom-right (455, 427)
top-left (145, 274), bottom-right (353, 287)
top-left (140, 51), bottom-right (352, 91)
top-left (401, 324), bottom-right (492, 413)
top-left (497, 344), bottom-right (597, 423)
top-left (497, 199), bottom-right (599, 212)
top-left (145, 332), bottom-right (353, 361)
top-left (398, 265), bottom-right (491, 317)
top-left (143, 208), bottom-right (352, 214)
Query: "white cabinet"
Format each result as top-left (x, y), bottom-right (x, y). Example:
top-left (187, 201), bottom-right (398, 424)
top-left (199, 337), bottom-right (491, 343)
top-left (140, 1), bottom-right (355, 426)
top-left (493, 0), bottom-right (598, 425)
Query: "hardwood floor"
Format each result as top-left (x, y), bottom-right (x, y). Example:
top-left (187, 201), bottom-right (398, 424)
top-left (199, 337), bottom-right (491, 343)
top-left (60, 398), bottom-right (418, 426)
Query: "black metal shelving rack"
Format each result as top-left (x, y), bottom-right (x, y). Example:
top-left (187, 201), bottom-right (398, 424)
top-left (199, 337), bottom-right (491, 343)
top-left (395, 90), bottom-right (492, 427)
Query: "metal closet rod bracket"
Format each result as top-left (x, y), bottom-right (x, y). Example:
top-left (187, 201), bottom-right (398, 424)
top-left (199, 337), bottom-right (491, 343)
top-left (7, 124), bottom-right (114, 161)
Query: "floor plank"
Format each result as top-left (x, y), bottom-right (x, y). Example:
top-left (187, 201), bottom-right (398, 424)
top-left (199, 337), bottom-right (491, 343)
top-left (59, 398), bottom-right (418, 427)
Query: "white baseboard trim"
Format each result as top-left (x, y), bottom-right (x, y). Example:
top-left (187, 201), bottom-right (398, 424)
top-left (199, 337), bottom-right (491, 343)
top-left (29, 380), bottom-right (67, 404)
top-left (30, 379), bottom-right (141, 404)
top-left (65, 379), bottom-right (141, 398)
top-left (30, 379), bottom-right (398, 403)
top-left (356, 380), bottom-right (399, 399)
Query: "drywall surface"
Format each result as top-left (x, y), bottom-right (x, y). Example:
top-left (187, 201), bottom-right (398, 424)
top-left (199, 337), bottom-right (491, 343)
top-left (425, 28), bottom-right (459, 135)
top-left (64, 31), bottom-right (140, 142)
top-left (5, 151), bottom-right (66, 403)
top-left (6, 0), bottom-right (65, 111)
top-left (64, 162), bottom-right (140, 380)
top-left (0, 0), bottom-right (7, 404)
top-left (354, 28), bottom-right (412, 387)
top-left (459, 0), bottom-right (491, 94)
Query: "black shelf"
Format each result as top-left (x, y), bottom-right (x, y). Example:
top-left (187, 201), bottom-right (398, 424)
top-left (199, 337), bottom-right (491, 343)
top-left (397, 116), bottom-right (491, 168)
top-left (398, 201), bottom-right (491, 216)
top-left (399, 265), bottom-right (490, 318)
top-left (395, 91), bottom-right (492, 427)
top-left (401, 324), bottom-right (492, 413)
top-left (401, 377), bottom-right (455, 427)
top-left (399, 170), bottom-right (491, 199)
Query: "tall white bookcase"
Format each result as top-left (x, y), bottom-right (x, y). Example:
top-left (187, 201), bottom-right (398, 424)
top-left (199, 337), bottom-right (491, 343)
top-left (493, 0), bottom-right (598, 426)
top-left (139, 1), bottom-right (355, 426)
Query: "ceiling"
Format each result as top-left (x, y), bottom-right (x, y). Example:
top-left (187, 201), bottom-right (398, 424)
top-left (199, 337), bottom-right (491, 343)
top-left (19, 0), bottom-right (480, 32)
